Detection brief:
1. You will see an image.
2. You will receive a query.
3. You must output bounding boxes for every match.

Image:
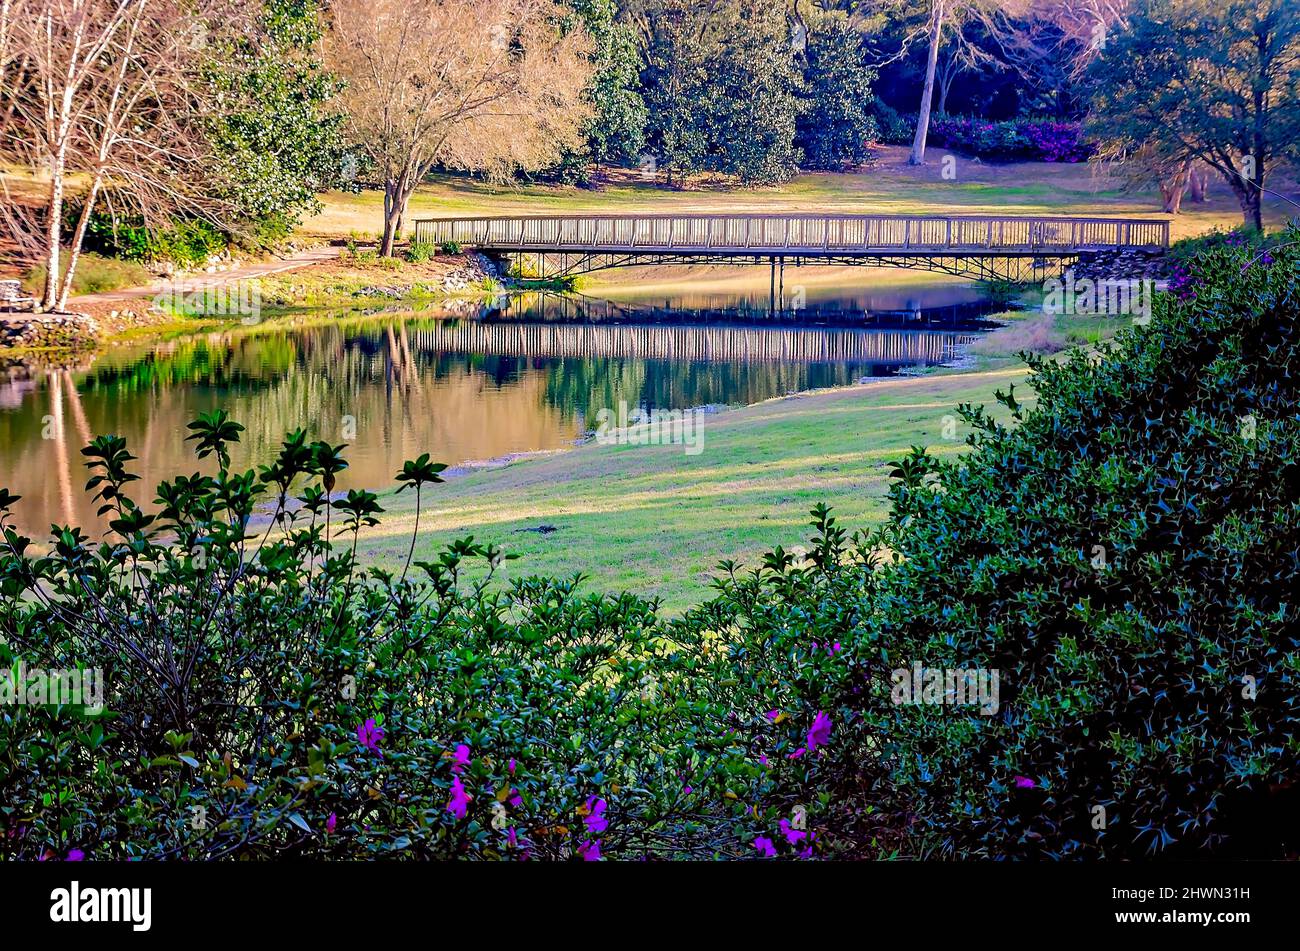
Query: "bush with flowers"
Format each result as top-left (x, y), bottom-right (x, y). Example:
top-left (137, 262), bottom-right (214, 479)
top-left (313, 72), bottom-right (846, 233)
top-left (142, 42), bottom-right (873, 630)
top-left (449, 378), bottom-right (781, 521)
top-left (928, 115), bottom-right (1093, 163)
top-left (1, 228), bottom-right (1296, 860)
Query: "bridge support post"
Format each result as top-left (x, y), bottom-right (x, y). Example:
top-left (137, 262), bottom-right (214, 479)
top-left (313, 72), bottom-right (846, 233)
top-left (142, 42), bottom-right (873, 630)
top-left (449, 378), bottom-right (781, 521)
top-left (769, 256), bottom-right (776, 315)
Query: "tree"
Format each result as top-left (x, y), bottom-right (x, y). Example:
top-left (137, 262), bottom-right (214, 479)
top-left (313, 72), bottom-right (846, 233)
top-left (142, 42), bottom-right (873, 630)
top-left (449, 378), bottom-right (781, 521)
top-left (324, 0), bottom-right (593, 257)
top-left (1087, 0), bottom-right (1300, 230)
top-left (0, 0), bottom-right (243, 312)
top-left (550, 0), bottom-right (647, 181)
top-left (797, 14), bottom-right (878, 170)
top-left (642, 0), bottom-right (802, 185)
top-left (908, 0), bottom-right (946, 163)
top-left (204, 0), bottom-right (346, 239)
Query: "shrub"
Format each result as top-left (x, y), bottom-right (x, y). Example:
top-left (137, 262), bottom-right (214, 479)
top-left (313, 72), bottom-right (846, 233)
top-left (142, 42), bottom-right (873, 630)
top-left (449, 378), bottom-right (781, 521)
top-left (0, 417), bottom-right (847, 860)
top-left (407, 241), bottom-right (435, 263)
top-left (440, 241), bottom-right (462, 256)
top-left (849, 227), bottom-right (1300, 857)
top-left (869, 99), bottom-right (914, 145)
top-left (928, 116), bottom-right (1093, 163)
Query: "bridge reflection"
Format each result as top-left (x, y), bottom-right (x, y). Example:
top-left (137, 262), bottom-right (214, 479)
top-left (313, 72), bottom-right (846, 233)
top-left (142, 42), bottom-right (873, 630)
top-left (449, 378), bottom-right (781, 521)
top-left (401, 318), bottom-right (978, 367)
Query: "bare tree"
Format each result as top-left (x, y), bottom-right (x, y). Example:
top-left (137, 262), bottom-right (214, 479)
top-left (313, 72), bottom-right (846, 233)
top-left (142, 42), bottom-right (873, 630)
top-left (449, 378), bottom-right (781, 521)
top-left (325, 0), bottom-right (594, 258)
top-left (0, 0), bottom-right (243, 312)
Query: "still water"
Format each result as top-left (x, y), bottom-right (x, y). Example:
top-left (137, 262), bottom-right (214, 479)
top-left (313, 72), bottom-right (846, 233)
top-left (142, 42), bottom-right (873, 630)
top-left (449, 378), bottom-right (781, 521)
top-left (0, 282), bottom-right (992, 533)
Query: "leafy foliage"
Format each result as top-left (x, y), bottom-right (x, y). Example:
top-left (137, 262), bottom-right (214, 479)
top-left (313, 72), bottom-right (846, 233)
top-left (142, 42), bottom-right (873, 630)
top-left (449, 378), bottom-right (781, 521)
top-left (796, 16), bottom-right (878, 171)
top-left (854, 226), bottom-right (1300, 857)
top-left (928, 115), bottom-right (1092, 163)
top-left (203, 0), bottom-right (346, 233)
top-left (642, 0), bottom-right (802, 185)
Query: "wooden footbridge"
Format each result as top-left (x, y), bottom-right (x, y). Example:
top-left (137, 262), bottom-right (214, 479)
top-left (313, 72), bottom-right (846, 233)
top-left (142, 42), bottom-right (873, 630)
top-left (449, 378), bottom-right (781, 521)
top-left (412, 212), bottom-right (1170, 283)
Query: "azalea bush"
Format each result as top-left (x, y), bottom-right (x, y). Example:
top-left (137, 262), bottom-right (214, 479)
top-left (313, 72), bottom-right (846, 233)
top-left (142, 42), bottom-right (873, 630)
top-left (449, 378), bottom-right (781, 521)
top-left (928, 116), bottom-right (1093, 163)
top-left (0, 418), bottom-right (847, 860)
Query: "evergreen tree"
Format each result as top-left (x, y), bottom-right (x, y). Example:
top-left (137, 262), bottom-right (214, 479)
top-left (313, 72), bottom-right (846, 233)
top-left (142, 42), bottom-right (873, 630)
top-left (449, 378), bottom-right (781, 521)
top-left (643, 0), bottom-right (801, 186)
top-left (797, 16), bottom-right (878, 171)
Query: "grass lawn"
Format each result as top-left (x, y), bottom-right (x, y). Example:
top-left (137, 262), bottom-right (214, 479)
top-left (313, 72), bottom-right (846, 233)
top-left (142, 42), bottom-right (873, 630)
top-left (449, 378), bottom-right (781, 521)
top-left (352, 365), bottom-right (1032, 613)
top-left (304, 145), bottom-right (1297, 248)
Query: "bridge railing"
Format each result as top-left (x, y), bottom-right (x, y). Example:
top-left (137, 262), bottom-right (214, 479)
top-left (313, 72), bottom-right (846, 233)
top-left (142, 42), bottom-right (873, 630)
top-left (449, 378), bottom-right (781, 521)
top-left (412, 213), bottom-right (1170, 253)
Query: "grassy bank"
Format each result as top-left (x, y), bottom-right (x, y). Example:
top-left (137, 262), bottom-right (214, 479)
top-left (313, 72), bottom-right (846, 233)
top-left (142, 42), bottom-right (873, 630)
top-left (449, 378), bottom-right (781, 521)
top-left (305, 146), bottom-right (1295, 248)
top-left (352, 366), bottom-right (1031, 613)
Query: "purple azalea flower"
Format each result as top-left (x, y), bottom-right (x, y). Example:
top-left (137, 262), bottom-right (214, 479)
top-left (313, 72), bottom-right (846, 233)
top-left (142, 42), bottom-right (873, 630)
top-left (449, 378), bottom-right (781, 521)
top-left (65, 849), bottom-right (84, 861)
top-left (506, 827), bottom-right (518, 849)
top-left (508, 758), bottom-right (517, 774)
top-left (446, 776), bottom-right (471, 819)
top-left (806, 710), bottom-right (833, 752)
top-left (578, 839), bottom-right (602, 861)
top-left (509, 790), bottom-right (523, 808)
top-left (758, 753), bottom-right (769, 767)
top-left (451, 743), bottom-right (471, 774)
top-left (356, 718), bottom-right (384, 756)
top-left (766, 710), bottom-right (779, 721)
top-left (779, 819), bottom-right (806, 845)
top-left (1014, 775), bottom-right (1036, 789)
top-left (584, 796), bottom-right (608, 834)
top-left (754, 836), bottom-right (776, 858)
top-left (325, 813), bottom-right (337, 836)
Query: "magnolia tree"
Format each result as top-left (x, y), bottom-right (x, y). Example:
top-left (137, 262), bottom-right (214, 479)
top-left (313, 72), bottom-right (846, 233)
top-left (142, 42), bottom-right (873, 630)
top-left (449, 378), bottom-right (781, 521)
top-left (325, 0), bottom-right (593, 257)
top-left (0, 0), bottom-right (247, 313)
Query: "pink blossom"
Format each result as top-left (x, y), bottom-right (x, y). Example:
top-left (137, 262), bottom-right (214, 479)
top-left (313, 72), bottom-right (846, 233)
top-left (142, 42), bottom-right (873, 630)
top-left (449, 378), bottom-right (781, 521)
top-left (446, 776), bottom-right (471, 819)
top-left (451, 743), bottom-right (472, 774)
top-left (325, 813), bottom-right (337, 836)
top-left (1014, 775), bottom-right (1036, 789)
top-left (584, 796), bottom-right (608, 834)
top-left (779, 819), bottom-right (806, 845)
top-left (806, 710), bottom-right (832, 752)
top-left (578, 839), bottom-right (602, 861)
top-left (65, 849), bottom-right (84, 861)
top-left (754, 836), bottom-right (776, 858)
top-left (356, 718), bottom-right (384, 756)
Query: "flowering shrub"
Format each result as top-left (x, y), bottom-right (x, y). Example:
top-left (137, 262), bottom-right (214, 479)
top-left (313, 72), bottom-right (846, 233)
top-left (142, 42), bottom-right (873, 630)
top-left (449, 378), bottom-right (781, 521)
top-left (0, 421), bottom-right (854, 860)
top-left (928, 116), bottom-right (1093, 163)
top-left (2, 229), bottom-right (1295, 860)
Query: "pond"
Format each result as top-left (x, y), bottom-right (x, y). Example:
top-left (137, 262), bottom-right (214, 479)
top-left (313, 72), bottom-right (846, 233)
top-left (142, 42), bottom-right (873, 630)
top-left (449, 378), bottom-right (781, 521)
top-left (0, 279), bottom-right (996, 533)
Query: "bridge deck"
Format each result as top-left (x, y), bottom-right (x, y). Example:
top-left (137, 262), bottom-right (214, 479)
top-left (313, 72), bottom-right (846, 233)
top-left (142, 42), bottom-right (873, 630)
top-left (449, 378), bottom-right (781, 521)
top-left (412, 213), bottom-right (1170, 256)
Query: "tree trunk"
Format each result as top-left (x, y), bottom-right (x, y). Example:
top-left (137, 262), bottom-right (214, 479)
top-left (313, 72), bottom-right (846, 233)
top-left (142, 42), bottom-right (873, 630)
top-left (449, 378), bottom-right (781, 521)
top-left (1187, 165), bottom-right (1208, 203)
top-left (56, 173), bottom-right (103, 312)
top-left (43, 156), bottom-right (66, 311)
top-left (1241, 189), bottom-right (1263, 232)
top-left (1218, 162), bottom-right (1264, 232)
top-left (381, 180), bottom-right (397, 257)
top-left (909, 0), bottom-right (946, 166)
top-left (1159, 160), bottom-right (1192, 215)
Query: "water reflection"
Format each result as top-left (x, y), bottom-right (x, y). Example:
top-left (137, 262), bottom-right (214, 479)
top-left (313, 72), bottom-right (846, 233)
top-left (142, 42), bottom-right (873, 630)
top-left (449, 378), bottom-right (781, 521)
top-left (0, 294), bottom-right (986, 534)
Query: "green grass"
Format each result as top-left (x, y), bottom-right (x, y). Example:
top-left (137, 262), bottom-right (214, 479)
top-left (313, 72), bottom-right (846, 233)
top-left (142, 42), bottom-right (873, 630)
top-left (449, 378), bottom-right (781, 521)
top-left (350, 367), bottom-right (1031, 613)
top-left (23, 252), bottom-right (153, 297)
top-left (303, 147), bottom-right (1296, 247)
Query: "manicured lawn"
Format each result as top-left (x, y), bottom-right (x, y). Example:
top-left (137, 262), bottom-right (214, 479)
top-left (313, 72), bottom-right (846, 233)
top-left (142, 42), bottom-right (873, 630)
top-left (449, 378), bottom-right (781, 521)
top-left (353, 366), bottom-right (1031, 613)
top-left (303, 145), bottom-right (1294, 248)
